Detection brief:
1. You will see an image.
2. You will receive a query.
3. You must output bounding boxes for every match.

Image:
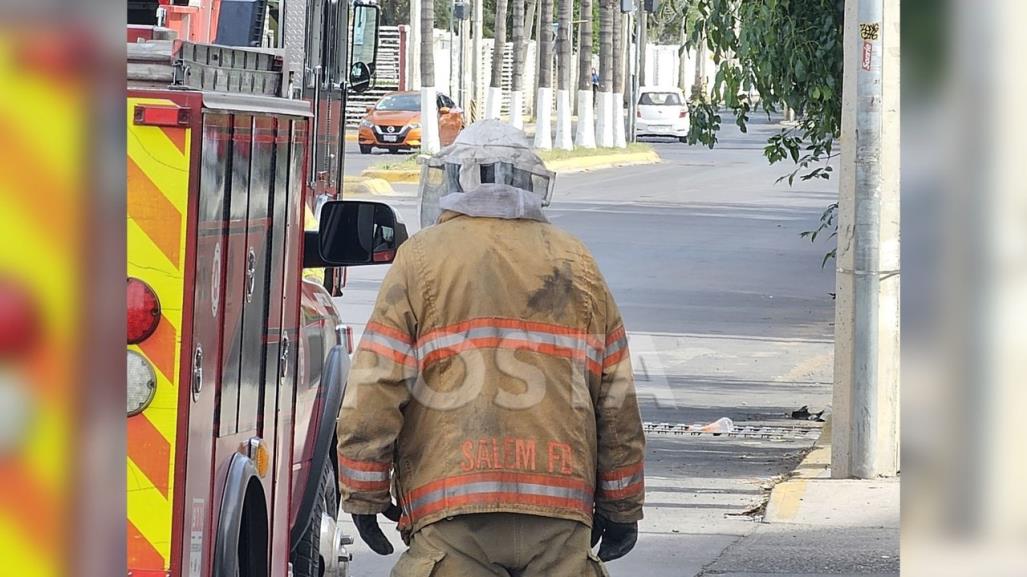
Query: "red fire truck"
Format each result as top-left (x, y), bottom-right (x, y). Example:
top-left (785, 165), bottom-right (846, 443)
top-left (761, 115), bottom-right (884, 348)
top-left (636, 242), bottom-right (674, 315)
top-left (126, 2), bottom-right (403, 576)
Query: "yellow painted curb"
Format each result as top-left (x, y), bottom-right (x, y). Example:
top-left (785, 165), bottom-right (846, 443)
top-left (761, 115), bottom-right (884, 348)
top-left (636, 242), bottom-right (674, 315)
top-left (361, 168), bottom-right (420, 184)
top-left (360, 150), bottom-right (660, 184)
top-left (764, 417), bottom-right (831, 522)
top-left (766, 479), bottom-right (808, 521)
top-left (544, 150), bottom-right (661, 173)
top-left (341, 176), bottom-right (397, 196)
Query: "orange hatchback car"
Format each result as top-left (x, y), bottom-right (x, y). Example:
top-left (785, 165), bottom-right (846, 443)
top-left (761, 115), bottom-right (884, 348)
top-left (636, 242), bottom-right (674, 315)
top-left (357, 91), bottom-right (465, 153)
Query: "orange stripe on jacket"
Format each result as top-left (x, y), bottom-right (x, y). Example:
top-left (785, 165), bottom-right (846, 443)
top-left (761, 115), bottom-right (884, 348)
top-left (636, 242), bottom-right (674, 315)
top-left (420, 317), bottom-right (603, 349)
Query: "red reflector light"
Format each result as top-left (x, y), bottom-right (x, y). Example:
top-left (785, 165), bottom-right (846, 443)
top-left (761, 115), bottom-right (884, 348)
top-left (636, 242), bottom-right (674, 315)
top-left (372, 249), bottom-right (396, 263)
top-left (127, 278), bottom-right (161, 344)
top-left (0, 280), bottom-right (40, 358)
top-left (636, 109), bottom-right (641, 118)
top-left (134, 104), bottom-right (191, 127)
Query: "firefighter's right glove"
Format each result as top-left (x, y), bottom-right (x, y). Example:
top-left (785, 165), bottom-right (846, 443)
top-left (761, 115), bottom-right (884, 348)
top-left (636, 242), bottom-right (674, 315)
top-left (590, 513), bottom-right (638, 562)
top-left (352, 504), bottom-right (402, 555)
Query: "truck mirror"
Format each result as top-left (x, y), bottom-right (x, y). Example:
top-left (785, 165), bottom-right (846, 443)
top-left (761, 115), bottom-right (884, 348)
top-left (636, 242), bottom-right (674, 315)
top-left (349, 2), bottom-right (379, 93)
top-left (307, 200), bottom-right (408, 268)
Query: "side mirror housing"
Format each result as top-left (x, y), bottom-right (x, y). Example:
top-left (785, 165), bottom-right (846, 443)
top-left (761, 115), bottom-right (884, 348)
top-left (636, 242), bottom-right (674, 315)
top-left (348, 2), bottom-right (380, 93)
top-left (304, 200), bottom-right (408, 268)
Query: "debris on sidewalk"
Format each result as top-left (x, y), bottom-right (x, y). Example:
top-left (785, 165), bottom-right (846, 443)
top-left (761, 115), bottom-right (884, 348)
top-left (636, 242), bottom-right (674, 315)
top-left (790, 405), bottom-right (827, 422)
top-left (692, 417), bottom-right (734, 434)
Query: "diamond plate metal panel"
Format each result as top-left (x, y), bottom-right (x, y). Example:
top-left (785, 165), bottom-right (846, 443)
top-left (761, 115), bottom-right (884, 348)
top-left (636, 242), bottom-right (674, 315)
top-left (282, 0), bottom-right (309, 92)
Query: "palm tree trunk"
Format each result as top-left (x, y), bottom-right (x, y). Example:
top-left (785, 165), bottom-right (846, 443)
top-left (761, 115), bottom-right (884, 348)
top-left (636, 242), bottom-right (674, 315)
top-left (420, 0), bottom-right (439, 152)
top-left (595, 0), bottom-right (613, 147)
top-left (522, 0), bottom-right (538, 117)
top-left (573, 0), bottom-right (596, 148)
top-left (533, 0), bottom-right (554, 149)
top-left (692, 30), bottom-right (706, 101)
top-left (510, 0), bottom-right (527, 128)
top-left (553, 0), bottom-right (573, 149)
top-left (677, 17), bottom-right (688, 92)
top-left (487, 0), bottom-right (510, 118)
top-left (612, 2), bottom-right (626, 147)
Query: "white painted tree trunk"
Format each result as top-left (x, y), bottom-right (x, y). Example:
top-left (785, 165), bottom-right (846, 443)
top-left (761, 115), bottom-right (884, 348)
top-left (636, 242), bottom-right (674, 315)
top-left (554, 89), bottom-right (573, 150)
top-left (534, 86), bottom-right (553, 149)
top-left (420, 86), bottom-right (441, 153)
top-left (574, 89), bottom-right (596, 148)
top-left (510, 90), bottom-right (525, 129)
top-left (595, 91), bottom-right (614, 147)
top-left (486, 86), bottom-right (504, 119)
top-left (612, 96), bottom-right (626, 148)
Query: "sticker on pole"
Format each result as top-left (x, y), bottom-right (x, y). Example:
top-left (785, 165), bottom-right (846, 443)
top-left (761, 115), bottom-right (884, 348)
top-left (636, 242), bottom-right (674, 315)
top-left (862, 41), bottom-right (873, 71)
top-left (859, 21), bottom-right (879, 72)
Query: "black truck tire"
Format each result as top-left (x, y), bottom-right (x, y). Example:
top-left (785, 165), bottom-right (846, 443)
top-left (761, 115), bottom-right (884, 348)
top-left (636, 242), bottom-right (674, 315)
top-left (291, 458), bottom-right (338, 577)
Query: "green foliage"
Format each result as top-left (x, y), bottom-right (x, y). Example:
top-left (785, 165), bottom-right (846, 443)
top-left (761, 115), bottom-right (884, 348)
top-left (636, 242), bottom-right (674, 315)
top-left (684, 0), bottom-right (842, 160)
top-left (683, 0), bottom-right (843, 264)
top-left (648, 0), bottom-right (690, 44)
top-left (800, 202), bottom-right (838, 268)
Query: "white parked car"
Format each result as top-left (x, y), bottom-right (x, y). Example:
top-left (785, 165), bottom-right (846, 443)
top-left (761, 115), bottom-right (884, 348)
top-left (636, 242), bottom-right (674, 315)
top-left (636, 87), bottom-right (689, 141)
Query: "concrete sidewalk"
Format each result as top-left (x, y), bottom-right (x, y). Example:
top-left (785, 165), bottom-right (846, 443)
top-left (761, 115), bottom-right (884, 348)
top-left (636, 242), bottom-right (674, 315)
top-left (699, 422), bottom-right (900, 577)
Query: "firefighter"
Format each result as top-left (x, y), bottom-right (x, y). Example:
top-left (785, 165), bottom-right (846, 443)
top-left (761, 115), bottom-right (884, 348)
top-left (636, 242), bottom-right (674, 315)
top-left (336, 120), bottom-right (645, 577)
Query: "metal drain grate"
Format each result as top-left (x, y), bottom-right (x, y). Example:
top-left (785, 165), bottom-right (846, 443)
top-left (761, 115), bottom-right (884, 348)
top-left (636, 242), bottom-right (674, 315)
top-left (643, 422), bottom-right (822, 440)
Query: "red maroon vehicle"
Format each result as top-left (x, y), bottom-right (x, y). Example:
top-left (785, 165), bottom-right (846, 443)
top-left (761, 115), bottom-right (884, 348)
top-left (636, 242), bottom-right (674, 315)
top-left (126, 2), bottom-right (403, 577)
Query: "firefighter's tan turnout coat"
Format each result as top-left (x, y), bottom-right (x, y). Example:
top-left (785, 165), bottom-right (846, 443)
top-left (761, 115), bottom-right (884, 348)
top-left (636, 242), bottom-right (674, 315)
top-left (336, 207), bottom-right (645, 535)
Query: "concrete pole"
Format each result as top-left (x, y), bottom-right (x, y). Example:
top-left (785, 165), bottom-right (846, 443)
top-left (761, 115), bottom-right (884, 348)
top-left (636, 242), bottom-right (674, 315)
top-left (628, 7), bottom-right (643, 141)
top-left (462, 8), bottom-right (472, 109)
top-left (472, 0), bottom-right (483, 120)
top-left (832, 0), bottom-right (900, 479)
top-left (410, 0), bottom-right (421, 89)
top-left (450, 1), bottom-right (457, 98)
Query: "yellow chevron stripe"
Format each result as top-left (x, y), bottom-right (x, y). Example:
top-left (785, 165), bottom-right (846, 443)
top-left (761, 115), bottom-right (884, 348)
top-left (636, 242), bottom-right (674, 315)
top-left (127, 98), bottom-right (190, 214)
top-left (127, 458), bottom-right (173, 561)
top-left (127, 219), bottom-right (184, 329)
top-left (0, 517), bottom-right (57, 577)
top-left (0, 41), bottom-right (79, 195)
top-left (0, 35), bottom-right (84, 577)
top-left (126, 96), bottom-right (191, 571)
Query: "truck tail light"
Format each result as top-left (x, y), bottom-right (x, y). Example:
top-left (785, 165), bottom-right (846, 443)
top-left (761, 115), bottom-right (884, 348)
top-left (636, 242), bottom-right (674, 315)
top-left (0, 280), bottom-right (39, 359)
top-left (127, 350), bottom-right (157, 416)
top-left (636, 108), bottom-right (641, 118)
top-left (127, 278), bottom-right (161, 344)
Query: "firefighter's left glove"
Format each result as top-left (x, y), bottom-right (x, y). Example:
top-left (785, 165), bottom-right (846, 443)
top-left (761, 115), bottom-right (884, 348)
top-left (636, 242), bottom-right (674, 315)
top-left (590, 513), bottom-right (638, 562)
top-left (352, 504), bottom-right (402, 555)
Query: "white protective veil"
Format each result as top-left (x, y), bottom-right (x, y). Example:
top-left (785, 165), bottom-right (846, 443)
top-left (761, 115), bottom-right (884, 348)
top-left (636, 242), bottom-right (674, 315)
top-left (417, 119), bottom-right (556, 228)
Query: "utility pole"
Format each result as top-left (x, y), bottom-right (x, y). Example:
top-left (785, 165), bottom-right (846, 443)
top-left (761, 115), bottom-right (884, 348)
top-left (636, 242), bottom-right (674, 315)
top-left (462, 1), bottom-right (472, 110)
top-left (627, 0), bottom-right (647, 142)
top-left (832, 0), bottom-right (900, 479)
top-left (471, 0), bottom-right (483, 120)
top-left (410, 0), bottom-right (421, 89)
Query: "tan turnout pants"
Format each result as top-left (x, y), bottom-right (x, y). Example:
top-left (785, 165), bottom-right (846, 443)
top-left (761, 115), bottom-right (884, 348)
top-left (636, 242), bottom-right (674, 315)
top-left (390, 513), bottom-right (609, 577)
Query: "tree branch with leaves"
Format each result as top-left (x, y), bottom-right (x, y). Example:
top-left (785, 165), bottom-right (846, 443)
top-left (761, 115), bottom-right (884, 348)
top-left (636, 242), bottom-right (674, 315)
top-left (683, 0), bottom-right (844, 263)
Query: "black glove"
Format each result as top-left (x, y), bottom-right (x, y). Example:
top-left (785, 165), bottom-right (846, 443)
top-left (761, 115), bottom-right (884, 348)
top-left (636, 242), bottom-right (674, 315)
top-left (590, 513), bottom-right (638, 562)
top-left (352, 504), bottom-right (402, 555)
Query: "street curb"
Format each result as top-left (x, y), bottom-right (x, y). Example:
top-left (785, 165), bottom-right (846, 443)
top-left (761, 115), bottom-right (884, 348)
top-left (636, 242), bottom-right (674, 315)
top-left (764, 417), bottom-right (832, 523)
top-left (545, 150), bottom-right (662, 173)
top-left (359, 150), bottom-right (661, 184)
top-left (361, 168), bottom-right (421, 184)
top-left (341, 176), bottom-right (400, 196)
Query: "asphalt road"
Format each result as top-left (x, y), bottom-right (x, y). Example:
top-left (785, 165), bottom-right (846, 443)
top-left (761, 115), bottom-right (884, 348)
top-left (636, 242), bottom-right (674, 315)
top-left (334, 116), bottom-right (839, 576)
top-left (341, 138), bottom-right (414, 176)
